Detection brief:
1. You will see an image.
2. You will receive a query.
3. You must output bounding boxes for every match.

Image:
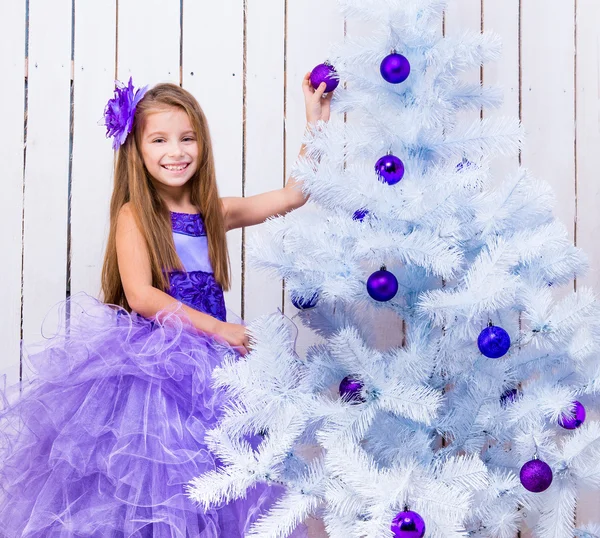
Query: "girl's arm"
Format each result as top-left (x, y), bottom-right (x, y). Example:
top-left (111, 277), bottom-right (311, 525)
top-left (222, 72), bottom-right (333, 231)
top-left (116, 204), bottom-right (250, 353)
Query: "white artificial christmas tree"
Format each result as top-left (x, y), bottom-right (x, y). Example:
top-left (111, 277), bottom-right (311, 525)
top-left (188, 1), bottom-right (600, 536)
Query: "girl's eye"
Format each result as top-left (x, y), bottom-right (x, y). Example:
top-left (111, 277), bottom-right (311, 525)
top-left (183, 137), bottom-right (195, 142)
top-left (153, 138), bottom-right (165, 143)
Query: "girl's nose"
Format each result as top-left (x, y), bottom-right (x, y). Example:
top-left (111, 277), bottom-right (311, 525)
top-left (167, 142), bottom-right (185, 157)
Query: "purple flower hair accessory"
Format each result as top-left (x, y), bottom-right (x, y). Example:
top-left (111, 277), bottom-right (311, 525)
top-left (103, 77), bottom-right (148, 150)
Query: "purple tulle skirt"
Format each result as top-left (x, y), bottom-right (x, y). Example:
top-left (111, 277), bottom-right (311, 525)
top-left (0, 295), bottom-right (274, 538)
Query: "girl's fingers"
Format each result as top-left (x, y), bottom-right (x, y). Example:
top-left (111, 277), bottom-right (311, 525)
top-left (302, 72), bottom-right (313, 95)
top-left (314, 82), bottom-right (327, 99)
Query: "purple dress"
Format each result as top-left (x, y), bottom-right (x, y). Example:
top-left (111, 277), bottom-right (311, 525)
top-left (0, 212), bottom-right (272, 537)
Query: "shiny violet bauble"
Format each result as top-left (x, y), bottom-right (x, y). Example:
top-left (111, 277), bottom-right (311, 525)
top-left (291, 293), bottom-right (319, 310)
top-left (367, 269), bottom-right (398, 302)
top-left (339, 375), bottom-right (365, 404)
top-left (353, 208), bottom-right (370, 222)
top-left (375, 154), bottom-right (405, 185)
top-left (520, 459), bottom-right (553, 493)
top-left (558, 401), bottom-right (586, 430)
top-left (310, 62), bottom-right (339, 93)
top-left (477, 325), bottom-right (511, 359)
top-left (391, 510), bottom-right (426, 538)
top-left (380, 53), bottom-right (411, 84)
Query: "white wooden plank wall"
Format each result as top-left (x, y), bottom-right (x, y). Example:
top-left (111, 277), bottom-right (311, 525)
top-left (183, 0), bottom-right (245, 313)
top-left (244, 0), bottom-right (285, 321)
top-left (21, 0), bottom-right (71, 346)
top-left (0, 2), bottom-right (26, 385)
top-left (70, 0), bottom-right (116, 301)
top-left (0, 0), bottom-right (599, 532)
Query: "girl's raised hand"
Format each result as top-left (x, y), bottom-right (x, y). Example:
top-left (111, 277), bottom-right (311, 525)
top-left (214, 321), bottom-right (250, 356)
top-left (303, 71), bottom-right (333, 125)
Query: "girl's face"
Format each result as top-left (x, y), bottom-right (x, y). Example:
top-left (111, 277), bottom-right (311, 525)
top-left (140, 107), bottom-right (199, 192)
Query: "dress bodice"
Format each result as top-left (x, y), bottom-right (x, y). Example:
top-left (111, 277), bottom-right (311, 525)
top-left (168, 212), bottom-right (226, 322)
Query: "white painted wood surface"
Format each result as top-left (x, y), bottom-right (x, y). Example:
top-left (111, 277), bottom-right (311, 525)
top-left (244, 0), bottom-right (286, 321)
top-left (0, 2), bottom-right (26, 385)
top-left (183, 0), bottom-right (245, 313)
top-left (70, 0), bottom-right (116, 300)
top-left (21, 0), bottom-right (71, 346)
top-left (1, 0), bottom-right (599, 531)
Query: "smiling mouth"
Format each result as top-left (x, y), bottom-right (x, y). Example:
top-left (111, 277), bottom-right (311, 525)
top-left (162, 163), bottom-right (190, 171)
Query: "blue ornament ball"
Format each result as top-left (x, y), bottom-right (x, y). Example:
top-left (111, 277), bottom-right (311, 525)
top-left (380, 53), bottom-right (411, 84)
top-left (375, 154), bottom-right (405, 185)
top-left (353, 208), bottom-right (370, 222)
top-left (477, 325), bottom-right (511, 359)
top-left (456, 158), bottom-right (472, 171)
top-left (291, 293), bottom-right (319, 310)
top-left (367, 269), bottom-right (398, 302)
top-left (500, 388), bottom-right (521, 408)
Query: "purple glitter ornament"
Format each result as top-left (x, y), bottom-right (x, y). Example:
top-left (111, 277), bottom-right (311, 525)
top-left (291, 293), bottom-right (319, 310)
top-left (500, 388), bottom-right (521, 408)
top-left (558, 401), bottom-right (586, 430)
top-left (367, 268), bottom-right (398, 302)
top-left (339, 375), bottom-right (365, 404)
top-left (353, 209), bottom-right (370, 222)
top-left (375, 154), bottom-right (405, 185)
top-left (310, 63), bottom-right (339, 93)
top-left (103, 77), bottom-right (148, 150)
top-left (520, 459), bottom-right (553, 493)
top-left (380, 53), bottom-right (411, 84)
top-left (391, 511), bottom-right (426, 538)
top-left (477, 325), bottom-right (511, 359)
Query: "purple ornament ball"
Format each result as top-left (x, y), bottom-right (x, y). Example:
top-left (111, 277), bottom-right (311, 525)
top-left (291, 293), bottom-right (319, 310)
top-left (380, 53), bottom-right (411, 84)
top-left (520, 459), bottom-right (553, 493)
top-left (367, 269), bottom-right (398, 302)
top-left (310, 63), bottom-right (339, 93)
top-left (558, 401), bottom-right (586, 430)
top-left (339, 375), bottom-right (365, 404)
top-left (391, 511), bottom-right (426, 538)
top-left (375, 154), bottom-right (405, 185)
top-left (477, 325), bottom-right (511, 359)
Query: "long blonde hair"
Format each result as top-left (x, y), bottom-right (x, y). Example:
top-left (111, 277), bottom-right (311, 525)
top-left (101, 83), bottom-right (230, 310)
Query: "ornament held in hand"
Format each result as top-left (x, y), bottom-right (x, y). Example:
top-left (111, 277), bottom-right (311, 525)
top-left (375, 154), bottom-right (405, 185)
top-left (339, 375), bottom-right (365, 404)
top-left (367, 268), bottom-right (398, 302)
top-left (477, 325), bottom-right (511, 358)
top-left (520, 459), bottom-right (553, 493)
top-left (391, 510), bottom-right (426, 538)
top-left (558, 401), bottom-right (586, 430)
top-left (380, 52), bottom-right (411, 84)
top-left (310, 62), bottom-right (339, 93)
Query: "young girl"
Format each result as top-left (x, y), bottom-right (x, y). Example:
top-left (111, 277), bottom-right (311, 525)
top-left (0, 75), bottom-right (332, 537)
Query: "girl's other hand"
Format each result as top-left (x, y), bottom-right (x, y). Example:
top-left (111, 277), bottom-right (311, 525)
top-left (303, 71), bottom-right (333, 125)
top-left (214, 321), bottom-right (250, 356)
